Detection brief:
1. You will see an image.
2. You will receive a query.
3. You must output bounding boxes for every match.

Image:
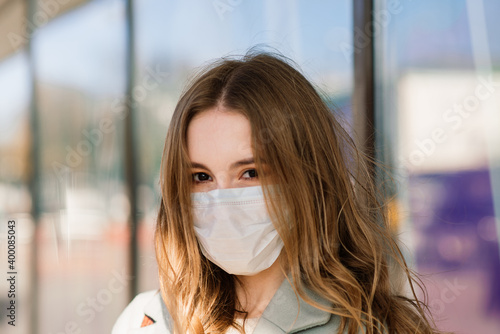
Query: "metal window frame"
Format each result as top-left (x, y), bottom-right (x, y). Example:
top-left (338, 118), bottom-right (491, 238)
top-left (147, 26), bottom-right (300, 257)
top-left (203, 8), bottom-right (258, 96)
top-left (352, 0), bottom-right (375, 172)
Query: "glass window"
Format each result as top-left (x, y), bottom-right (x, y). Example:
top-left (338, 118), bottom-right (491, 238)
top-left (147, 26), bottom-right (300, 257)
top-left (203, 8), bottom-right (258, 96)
top-left (0, 51), bottom-right (31, 334)
top-left (0, 1), bottom-right (355, 332)
top-left (375, 0), bottom-right (500, 332)
top-left (32, 0), bottom-right (128, 332)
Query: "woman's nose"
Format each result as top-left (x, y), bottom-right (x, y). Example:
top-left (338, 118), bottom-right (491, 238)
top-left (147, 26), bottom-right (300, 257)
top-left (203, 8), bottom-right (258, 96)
top-left (214, 172), bottom-right (233, 189)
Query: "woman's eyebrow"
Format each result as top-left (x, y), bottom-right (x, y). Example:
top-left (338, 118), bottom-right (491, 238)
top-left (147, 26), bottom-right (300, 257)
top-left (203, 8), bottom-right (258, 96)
top-left (189, 158), bottom-right (255, 170)
top-left (230, 157), bottom-right (255, 169)
top-left (190, 162), bottom-right (209, 170)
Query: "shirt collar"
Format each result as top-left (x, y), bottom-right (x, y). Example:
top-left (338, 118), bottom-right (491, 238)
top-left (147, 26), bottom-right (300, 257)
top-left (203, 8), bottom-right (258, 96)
top-left (143, 290), bottom-right (172, 333)
top-left (143, 277), bottom-right (334, 333)
top-left (255, 277), bottom-right (334, 333)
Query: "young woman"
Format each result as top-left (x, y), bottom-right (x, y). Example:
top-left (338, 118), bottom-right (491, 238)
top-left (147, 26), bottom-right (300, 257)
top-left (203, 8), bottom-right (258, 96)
top-left (112, 52), bottom-right (443, 334)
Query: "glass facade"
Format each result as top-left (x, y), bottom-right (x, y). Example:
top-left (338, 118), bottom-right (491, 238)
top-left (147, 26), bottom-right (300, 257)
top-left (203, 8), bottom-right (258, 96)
top-left (33, 1), bottom-right (129, 333)
top-left (0, 1), bottom-right (352, 333)
top-left (0, 51), bottom-right (31, 334)
top-left (375, 0), bottom-right (500, 333)
top-left (1, 1), bottom-right (499, 333)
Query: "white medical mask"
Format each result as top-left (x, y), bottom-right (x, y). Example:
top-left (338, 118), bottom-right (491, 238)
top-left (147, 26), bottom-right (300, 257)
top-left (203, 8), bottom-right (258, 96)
top-left (191, 185), bottom-right (283, 275)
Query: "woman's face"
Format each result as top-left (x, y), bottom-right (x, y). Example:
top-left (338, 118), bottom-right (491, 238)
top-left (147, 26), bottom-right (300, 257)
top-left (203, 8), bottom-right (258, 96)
top-left (187, 107), bottom-right (261, 192)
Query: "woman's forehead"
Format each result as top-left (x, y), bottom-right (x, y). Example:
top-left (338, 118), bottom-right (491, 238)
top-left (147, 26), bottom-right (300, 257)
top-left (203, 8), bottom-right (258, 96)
top-left (187, 108), bottom-right (254, 167)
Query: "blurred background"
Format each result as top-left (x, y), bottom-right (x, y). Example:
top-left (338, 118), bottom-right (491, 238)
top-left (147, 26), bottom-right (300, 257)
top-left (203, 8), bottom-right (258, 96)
top-left (0, 0), bottom-right (498, 333)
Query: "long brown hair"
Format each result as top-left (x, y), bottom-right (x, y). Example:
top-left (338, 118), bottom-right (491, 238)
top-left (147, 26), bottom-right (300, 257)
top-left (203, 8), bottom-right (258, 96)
top-left (156, 51), bottom-right (442, 334)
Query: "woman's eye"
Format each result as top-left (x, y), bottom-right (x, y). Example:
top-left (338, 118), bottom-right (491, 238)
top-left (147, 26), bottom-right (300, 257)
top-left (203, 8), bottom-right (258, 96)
top-left (193, 172), bottom-right (212, 183)
top-left (242, 169), bottom-right (258, 179)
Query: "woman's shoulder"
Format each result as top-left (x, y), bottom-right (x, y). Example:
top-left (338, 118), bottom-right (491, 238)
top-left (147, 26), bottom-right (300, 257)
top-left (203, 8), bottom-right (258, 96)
top-left (112, 289), bottom-right (171, 334)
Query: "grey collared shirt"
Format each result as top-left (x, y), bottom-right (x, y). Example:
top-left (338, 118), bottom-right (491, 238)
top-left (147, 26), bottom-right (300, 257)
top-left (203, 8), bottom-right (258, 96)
top-left (112, 278), bottom-right (342, 333)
